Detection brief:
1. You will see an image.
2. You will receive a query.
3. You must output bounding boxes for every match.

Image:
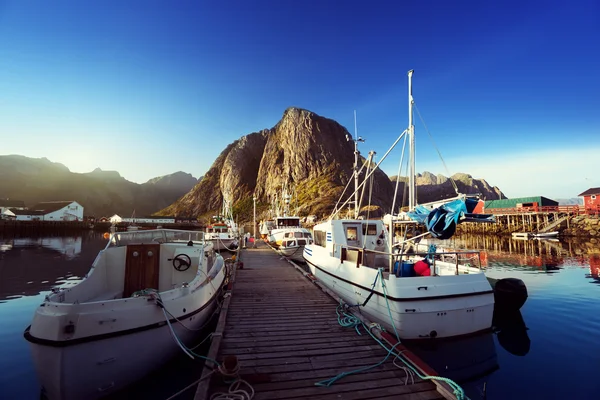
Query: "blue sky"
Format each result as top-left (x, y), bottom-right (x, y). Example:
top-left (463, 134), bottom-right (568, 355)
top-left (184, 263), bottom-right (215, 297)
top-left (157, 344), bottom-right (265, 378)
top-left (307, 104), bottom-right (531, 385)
top-left (0, 0), bottom-right (598, 199)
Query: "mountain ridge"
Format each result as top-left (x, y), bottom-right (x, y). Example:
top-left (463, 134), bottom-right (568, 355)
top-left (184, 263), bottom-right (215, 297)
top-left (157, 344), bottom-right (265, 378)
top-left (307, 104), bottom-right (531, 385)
top-left (0, 155), bottom-right (199, 216)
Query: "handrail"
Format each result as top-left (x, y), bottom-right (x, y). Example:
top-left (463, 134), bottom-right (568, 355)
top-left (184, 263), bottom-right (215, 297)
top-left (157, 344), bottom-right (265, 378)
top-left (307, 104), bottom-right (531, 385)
top-left (339, 243), bottom-right (482, 258)
top-left (484, 205), bottom-right (599, 215)
top-left (107, 228), bottom-right (206, 249)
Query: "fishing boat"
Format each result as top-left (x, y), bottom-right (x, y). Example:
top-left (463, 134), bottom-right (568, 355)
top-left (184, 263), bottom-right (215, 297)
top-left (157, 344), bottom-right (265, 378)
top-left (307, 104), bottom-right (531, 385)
top-left (266, 184), bottom-right (313, 263)
top-left (23, 229), bottom-right (227, 400)
top-left (205, 199), bottom-right (239, 251)
top-left (304, 70), bottom-right (518, 340)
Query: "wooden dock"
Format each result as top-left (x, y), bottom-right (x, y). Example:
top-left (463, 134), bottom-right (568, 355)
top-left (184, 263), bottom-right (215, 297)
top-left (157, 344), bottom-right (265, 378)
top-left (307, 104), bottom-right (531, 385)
top-left (194, 241), bottom-right (452, 400)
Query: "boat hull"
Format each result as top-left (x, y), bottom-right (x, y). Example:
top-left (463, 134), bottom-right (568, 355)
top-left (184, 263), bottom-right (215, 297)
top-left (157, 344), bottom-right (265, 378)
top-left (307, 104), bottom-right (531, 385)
top-left (304, 248), bottom-right (494, 340)
top-left (26, 293), bottom-right (220, 400)
top-left (210, 237), bottom-right (238, 252)
top-left (278, 245), bottom-right (306, 263)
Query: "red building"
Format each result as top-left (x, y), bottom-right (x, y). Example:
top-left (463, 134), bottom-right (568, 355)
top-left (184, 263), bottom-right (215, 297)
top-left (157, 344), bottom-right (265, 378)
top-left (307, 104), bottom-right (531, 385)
top-left (578, 187), bottom-right (600, 212)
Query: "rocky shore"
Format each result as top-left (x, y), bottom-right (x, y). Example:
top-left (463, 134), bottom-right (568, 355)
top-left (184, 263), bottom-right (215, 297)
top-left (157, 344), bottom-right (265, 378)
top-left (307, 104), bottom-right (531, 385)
top-left (562, 216), bottom-right (600, 241)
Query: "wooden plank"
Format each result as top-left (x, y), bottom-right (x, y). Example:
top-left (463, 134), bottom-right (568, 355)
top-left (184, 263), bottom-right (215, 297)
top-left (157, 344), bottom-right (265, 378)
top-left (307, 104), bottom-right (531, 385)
top-left (249, 379), bottom-right (433, 400)
top-left (223, 327), bottom-right (348, 338)
top-left (220, 331), bottom-right (365, 343)
top-left (237, 355), bottom-right (421, 376)
top-left (375, 392), bottom-right (445, 400)
top-left (236, 363), bottom-right (400, 383)
top-left (223, 344), bottom-right (382, 361)
top-left (221, 336), bottom-right (372, 350)
top-left (242, 369), bottom-right (406, 391)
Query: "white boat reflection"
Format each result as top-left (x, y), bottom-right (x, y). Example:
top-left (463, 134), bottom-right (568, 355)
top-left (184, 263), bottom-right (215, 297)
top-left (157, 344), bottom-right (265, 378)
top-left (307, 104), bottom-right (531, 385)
top-left (11, 236), bottom-right (82, 258)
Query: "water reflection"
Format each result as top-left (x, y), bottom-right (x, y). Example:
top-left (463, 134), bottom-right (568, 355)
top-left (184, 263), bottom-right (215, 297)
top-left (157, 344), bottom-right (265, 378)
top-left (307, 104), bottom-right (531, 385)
top-left (405, 309), bottom-right (530, 400)
top-left (430, 234), bottom-right (600, 285)
top-left (4, 236), bottom-right (83, 258)
top-left (0, 232), bottom-right (108, 301)
top-left (493, 309), bottom-right (530, 357)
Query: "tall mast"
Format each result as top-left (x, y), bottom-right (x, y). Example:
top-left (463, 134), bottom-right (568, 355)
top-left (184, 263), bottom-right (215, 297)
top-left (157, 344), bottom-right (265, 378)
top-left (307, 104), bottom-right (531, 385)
top-left (408, 70), bottom-right (416, 210)
top-left (354, 110), bottom-right (359, 219)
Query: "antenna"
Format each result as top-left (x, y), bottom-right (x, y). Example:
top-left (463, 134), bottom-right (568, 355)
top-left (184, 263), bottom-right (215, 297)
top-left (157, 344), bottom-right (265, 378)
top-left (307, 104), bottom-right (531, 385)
top-left (354, 110), bottom-right (358, 139)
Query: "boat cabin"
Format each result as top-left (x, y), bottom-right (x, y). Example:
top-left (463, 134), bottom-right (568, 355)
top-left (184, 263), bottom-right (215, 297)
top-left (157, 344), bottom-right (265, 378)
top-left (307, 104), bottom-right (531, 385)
top-left (275, 216), bottom-right (301, 228)
top-left (281, 230), bottom-right (313, 248)
top-left (49, 230), bottom-right (215, 304)
top-left (206, 223), bottom-right (229, 234)
top-left (313, 220), bottom-right (389, 269)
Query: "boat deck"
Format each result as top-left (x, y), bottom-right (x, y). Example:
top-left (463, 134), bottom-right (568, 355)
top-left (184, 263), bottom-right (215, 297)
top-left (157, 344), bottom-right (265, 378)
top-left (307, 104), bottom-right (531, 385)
top-left (194, 241), bottom-right (451, 400)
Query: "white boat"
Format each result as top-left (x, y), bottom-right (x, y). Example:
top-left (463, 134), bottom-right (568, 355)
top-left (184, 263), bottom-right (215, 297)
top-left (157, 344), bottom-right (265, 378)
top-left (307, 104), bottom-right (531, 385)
top-left (266, 184), bottom-right (313, 262)
top-left (205, 199), bottom-right (239, 251)
top-left (23, 229), bottom-right (227, 400)
top-left (533, 231), bottom-right (559, 238)
top-left (304, 70), bottom-right (495, 340)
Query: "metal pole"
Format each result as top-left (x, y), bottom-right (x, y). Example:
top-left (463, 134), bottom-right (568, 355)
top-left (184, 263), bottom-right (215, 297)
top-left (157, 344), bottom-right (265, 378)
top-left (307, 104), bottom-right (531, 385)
top-left (253, 195), bottom-right (257, 248)
top-left (408, 69), bottom-right (415, 211)
top-left (354, 139), bottom-right (359, 219)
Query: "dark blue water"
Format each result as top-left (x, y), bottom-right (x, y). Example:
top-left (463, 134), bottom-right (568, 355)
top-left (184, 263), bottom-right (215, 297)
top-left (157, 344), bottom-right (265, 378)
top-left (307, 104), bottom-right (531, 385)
top-left (406, 235), bottom-right (600, 400)
top-left (1, 232), bottom-right (599, 399)
top-left (0, 232), bottom-right (212, 400)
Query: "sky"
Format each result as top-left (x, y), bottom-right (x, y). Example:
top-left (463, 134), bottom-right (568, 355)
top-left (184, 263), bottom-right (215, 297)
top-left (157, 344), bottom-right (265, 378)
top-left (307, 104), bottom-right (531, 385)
top-left (0, 0), bottom-right (599, 199)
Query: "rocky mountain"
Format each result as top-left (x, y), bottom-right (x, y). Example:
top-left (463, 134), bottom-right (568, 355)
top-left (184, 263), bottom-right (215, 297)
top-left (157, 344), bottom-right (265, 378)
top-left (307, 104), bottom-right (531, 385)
top-left (144, 172), bottom-right (201, 193)
top-left (157, 107), bottom-right (504, 221)
top-left (0, 155), bottom-right (198, 217)
top-left (390, 172), bottom-right (504, 202)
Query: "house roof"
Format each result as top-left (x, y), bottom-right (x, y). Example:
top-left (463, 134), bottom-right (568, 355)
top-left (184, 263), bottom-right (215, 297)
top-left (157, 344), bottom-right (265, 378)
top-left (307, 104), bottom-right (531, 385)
top-left (578, 187), bottom-right (600, 197)
top-left (0, 199), bottom-right (25, 208)
top-left (12, 209), bottom-right (45, 216)
top-left (30, 201), bottom-right (78, 213)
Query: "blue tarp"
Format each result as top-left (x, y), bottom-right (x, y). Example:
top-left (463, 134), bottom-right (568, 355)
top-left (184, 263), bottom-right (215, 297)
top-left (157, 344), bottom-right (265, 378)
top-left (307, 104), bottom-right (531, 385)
top-left (406, 199), bottom-right (467, 240)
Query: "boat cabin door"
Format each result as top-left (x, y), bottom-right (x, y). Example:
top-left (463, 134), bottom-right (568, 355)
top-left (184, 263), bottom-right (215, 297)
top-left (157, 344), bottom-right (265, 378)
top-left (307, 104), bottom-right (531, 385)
top-left (124, 244), bottom-right (160, 297)
top-left (340, 223), bottom-right (363, 266)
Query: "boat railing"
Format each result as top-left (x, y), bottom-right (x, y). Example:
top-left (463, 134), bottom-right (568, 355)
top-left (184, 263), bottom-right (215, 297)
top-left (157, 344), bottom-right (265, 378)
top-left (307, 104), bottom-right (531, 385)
top-left (335, 243), bottom-right (483, 274)
top-left (107, 229), bottom-right (205, 249)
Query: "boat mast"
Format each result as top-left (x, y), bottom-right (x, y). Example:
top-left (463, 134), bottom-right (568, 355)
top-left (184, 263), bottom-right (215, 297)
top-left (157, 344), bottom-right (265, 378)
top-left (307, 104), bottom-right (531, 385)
top-left (408, 70), bottom-right (416, 211)
top-left (349, 110), bottom-right (364, 219)
top-left (354, 110), bottom-right (359, 219)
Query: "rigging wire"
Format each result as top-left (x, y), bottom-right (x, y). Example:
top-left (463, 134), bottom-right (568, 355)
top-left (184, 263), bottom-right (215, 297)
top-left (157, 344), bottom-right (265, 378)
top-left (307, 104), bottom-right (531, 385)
top-left (413, 102), bottom-right (459, 195)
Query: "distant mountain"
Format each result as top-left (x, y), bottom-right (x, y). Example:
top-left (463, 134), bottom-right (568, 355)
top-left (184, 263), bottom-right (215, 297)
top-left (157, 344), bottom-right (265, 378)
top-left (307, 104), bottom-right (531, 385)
top-left (0, 155), bottom-right (199, 217)
top-left (144, 172), bottom-right (202, 193)
top-left (390, 172), bottom-right (504, 202)
top-left (556, 198), bottom-right (583, 205)
top-left (157, 108), bottom-right (505, 221)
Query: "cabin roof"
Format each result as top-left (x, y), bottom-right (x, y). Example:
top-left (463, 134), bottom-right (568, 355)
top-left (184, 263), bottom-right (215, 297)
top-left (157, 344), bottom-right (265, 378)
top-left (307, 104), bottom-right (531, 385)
top-left (578, 187), bottom-right (600, 197)
top-left (0, 199), bottom-right (25, 208)
top-left (30, 201), bottom-right (77, 213)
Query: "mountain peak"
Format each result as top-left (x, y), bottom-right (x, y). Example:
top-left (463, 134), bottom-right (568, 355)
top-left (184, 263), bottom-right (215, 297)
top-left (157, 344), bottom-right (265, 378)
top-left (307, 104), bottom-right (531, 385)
top-left (87, 168), bottom-right (122, 179)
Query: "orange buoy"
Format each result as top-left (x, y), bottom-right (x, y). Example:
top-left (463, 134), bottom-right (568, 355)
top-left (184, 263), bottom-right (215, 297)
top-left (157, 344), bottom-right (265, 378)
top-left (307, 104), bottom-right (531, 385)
top-left (413, 260), bottom-right (431, 276)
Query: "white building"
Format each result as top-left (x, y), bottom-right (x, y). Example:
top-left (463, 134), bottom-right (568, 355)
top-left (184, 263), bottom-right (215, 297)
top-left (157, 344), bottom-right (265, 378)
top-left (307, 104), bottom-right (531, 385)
top-left (109, 214), bottom-right (175, 224)
top-left (0, 207), bottom-right (16, 220)
top-left (14, 201), bottom-right (84, 221)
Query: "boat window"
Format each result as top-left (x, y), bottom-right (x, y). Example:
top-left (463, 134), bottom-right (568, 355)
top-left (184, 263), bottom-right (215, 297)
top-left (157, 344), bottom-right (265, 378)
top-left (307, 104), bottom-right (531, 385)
top-left (313, 230), bottom-right (326, 247)
top-left (346, 227), bottom-right (358, 241)
top-left (362, 224), bottom-right (378, 236)
top-left (294, 232), bottom-right (303, 238)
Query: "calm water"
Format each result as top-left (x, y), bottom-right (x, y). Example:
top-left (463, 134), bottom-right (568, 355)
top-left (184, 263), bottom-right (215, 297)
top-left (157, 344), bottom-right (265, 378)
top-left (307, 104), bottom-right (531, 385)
top-left (1, 232), bottom-right (599, 399)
